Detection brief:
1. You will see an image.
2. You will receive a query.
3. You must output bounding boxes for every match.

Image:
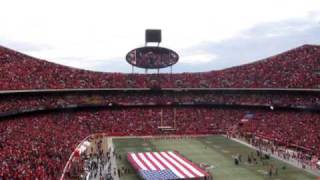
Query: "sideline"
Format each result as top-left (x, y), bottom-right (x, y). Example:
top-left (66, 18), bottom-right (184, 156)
top-left (226, 136), bottom-right (320, 177)
top-left (108, 137), bottom-right (120, 180)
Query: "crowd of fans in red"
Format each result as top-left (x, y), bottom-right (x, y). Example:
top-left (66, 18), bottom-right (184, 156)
top-left (0, 107), bottom-right (239, 178)
top-left (0, 44), bottom-right (319, 179)
top-left (0, 108), bottom-right (319, 178)
top-left (239, 111), bottom-right (320, 156)
top-left (0, 44), bottom-right (319, 90)
top-left (0, 92), bottom-right (318, 115)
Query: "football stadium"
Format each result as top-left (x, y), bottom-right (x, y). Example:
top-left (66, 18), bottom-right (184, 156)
top-left (1, 1), bottom-right (320, 180)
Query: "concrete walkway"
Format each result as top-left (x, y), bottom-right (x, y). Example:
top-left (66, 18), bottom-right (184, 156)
top-left (86, 137), bottom-right (120, 180)
top-left (108, 138), bottom-right (120, 180)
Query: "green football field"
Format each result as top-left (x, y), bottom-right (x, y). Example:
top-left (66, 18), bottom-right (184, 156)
top-left (113, 135), bottom-right (317, 180)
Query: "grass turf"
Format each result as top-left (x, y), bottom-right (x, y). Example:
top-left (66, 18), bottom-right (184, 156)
top-left (113, 135), bottom-right (317, 180)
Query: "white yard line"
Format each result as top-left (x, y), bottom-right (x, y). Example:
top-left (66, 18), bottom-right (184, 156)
top-left (108, 137), bottom-right (120, 180)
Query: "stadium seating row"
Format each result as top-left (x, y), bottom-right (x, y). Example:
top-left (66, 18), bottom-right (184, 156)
top-left (0, 44), bottom-right (319, 90)
top-left (0, 92), bottom-right (318, 115)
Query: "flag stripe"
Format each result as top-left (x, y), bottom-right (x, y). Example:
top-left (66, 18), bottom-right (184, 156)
top-left (159, 152), bottom-right (188, 178)
top-left (160, 152), bottom-right (195, 178)
top-left (136, 153), bottom-right (151, 171)
top-left (153, 152), bottom-right (185, 178)
top-left (168, 151), bottom-right (205, 177)
top-left (128, 151), bottom-right (209, 179)
top-left (127, 153), bottom-right (140, 171)
top-left (130, 153), bottom-right (148, 170)
top-left (170, 151), bottom-right (209, 176)
top-left (138, 153), bottom-right (157, 170)
top-left (150, 152), bottom-right (169, 170)
top-left (166, 151), bottom-right (199, 177)
top-left (146, 152), bottom-right (165, 170)
top-left (144, 152), bottom-right (161, 170)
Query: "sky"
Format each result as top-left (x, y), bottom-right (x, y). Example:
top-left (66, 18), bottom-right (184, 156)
top-left (0, 0), bottom-right (320, 73)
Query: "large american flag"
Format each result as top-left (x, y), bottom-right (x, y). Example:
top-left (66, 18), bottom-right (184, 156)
top-left (127, 151), bottom-right (209, 180)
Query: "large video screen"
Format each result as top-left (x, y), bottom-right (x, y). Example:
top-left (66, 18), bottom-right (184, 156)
top-left (126, 47), bottom-right (179, 69)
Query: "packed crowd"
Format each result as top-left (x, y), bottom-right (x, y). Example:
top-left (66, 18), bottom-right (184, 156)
top-left (238, 111), bottom-right (320, 157)
top-left (0, 107), bottom-right (242, 178)
top-left (0, 91), bottom-right (318, 115)
top-left (0, 107), bottom-right (319, 178)
top-left (0, 44), bottom-right (319, 90)
top-left (0, 43), bottom-right (319, 179)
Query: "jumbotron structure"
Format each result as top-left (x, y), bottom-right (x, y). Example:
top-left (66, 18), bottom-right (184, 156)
top-left (126, 29), bottom-right (179, 74)
top-left (0, 32), bottom-right (319, 179)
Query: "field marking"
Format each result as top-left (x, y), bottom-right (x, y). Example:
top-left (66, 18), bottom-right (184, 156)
top-left (257, 169), bottom-right (282, 179)
top-left (257, 169), bottom-right (268, 175)
top-left (221, 150), bottom-right (229, 154)
top-left (227, 136), bottom-right (320, 177)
